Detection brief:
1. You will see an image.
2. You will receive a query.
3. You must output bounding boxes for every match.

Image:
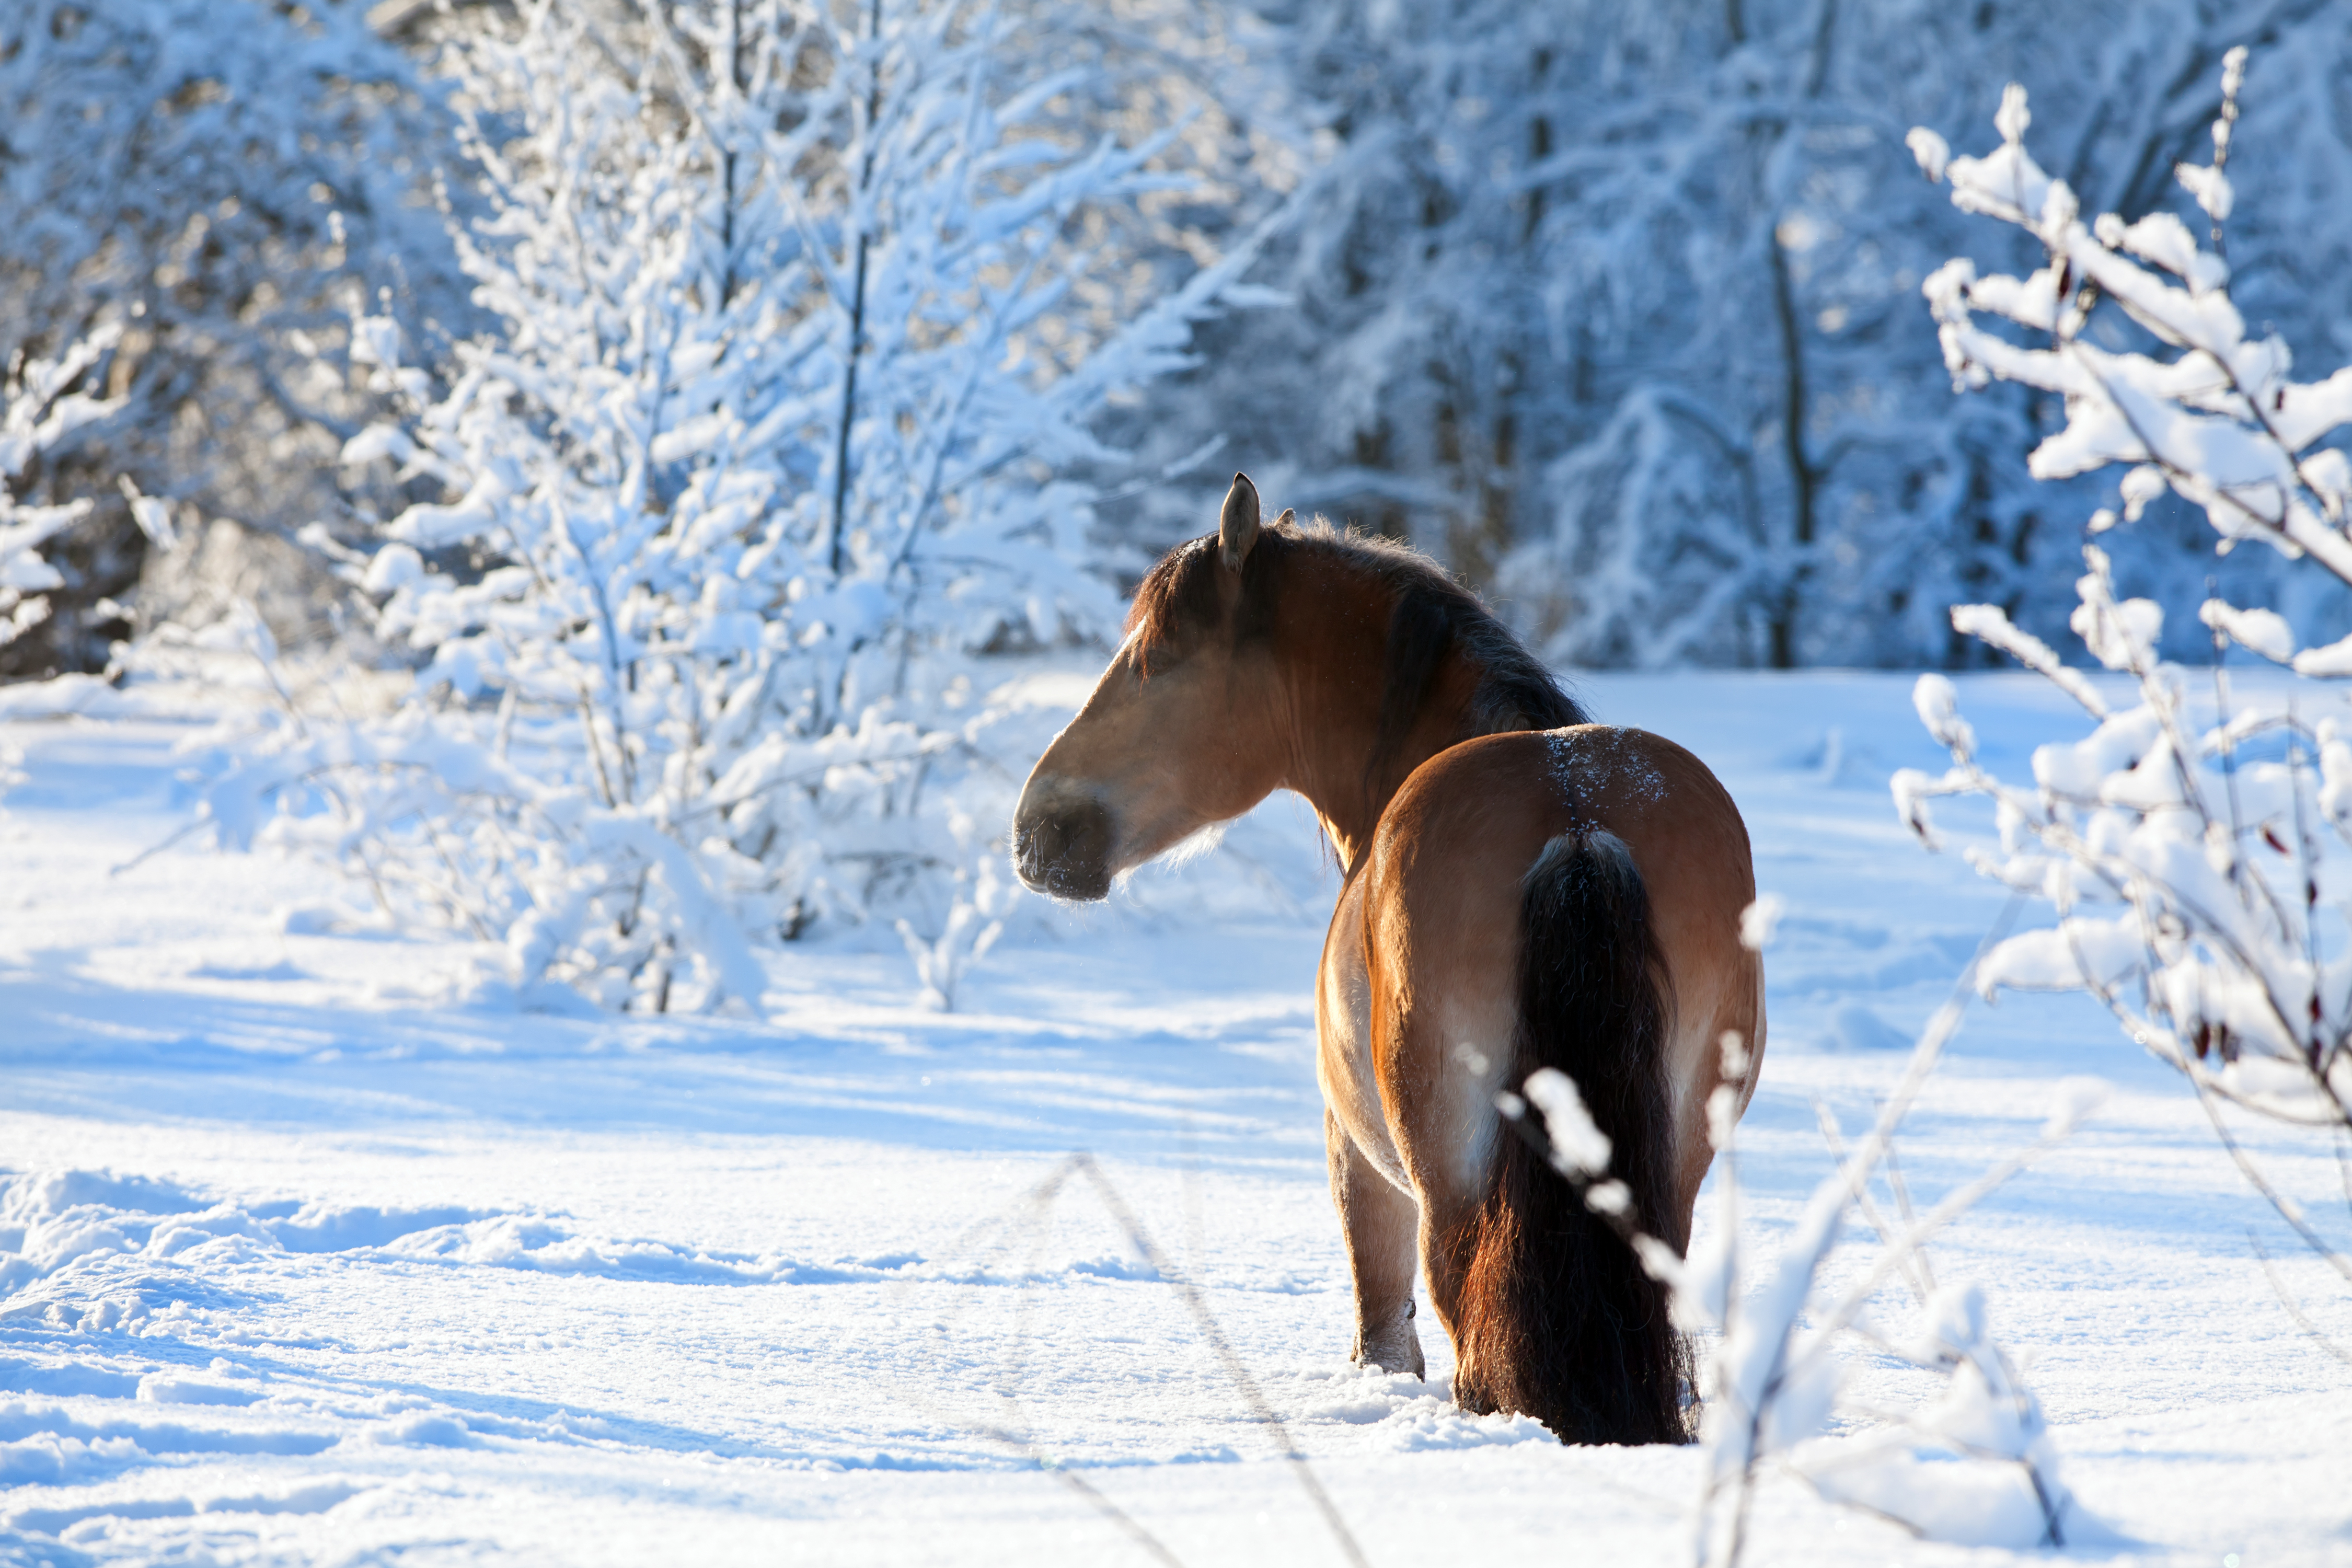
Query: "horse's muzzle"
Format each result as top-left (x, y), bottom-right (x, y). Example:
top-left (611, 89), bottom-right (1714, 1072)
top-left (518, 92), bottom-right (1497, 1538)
top-left (1011, 782), bottom-right (1115, 901)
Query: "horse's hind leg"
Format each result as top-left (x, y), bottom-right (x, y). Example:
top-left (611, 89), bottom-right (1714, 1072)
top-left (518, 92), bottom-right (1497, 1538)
top-left (1325, 1113), bottom-right (1425, 1378)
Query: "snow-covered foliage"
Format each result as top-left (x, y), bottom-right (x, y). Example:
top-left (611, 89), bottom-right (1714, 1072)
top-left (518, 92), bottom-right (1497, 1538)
top-left (1918, 69), bottom-right (2352, 594)
top-left (1, 330), bottom-right (123, 651)
top-left (1117, 1), bottom-right (2352, 670)
top-left (14, 1), bottom-right (2352, 681)
top-left (1896, 63), bottom-right (2352, 1294)
top-left (200, 0), bottom-right (1258, 1011)
top-left (0, 0), bottom-right (463, 674)
top-left (1509, 970), bottom-right (2099, 1563)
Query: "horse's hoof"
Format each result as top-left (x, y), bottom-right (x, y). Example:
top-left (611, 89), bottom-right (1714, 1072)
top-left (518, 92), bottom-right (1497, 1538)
top-left (1355, 1331), bottom-right (1426, 1381)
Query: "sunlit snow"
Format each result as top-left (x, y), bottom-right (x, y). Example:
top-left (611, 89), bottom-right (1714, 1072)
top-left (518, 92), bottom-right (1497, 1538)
top-left (3, 670), bottom-right (2345, 1564)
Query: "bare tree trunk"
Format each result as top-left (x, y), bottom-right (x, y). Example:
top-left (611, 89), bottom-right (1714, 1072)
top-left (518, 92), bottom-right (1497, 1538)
top-left (828, 0), bottom-right (884, 577)
top-left (1767, 228), bottom-right (1816, 670)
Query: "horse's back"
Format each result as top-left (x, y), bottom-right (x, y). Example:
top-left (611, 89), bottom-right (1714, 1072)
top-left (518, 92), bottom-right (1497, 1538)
top-left (1377, 724), bottom-right (1749, 888)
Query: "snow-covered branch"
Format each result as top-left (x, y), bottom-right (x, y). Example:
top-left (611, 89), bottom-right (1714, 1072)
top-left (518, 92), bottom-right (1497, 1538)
top-left (1919, 68), bottom-right (2352, 591)
top-left (1504, 989), bottom-right (2096, 1565)
top-left (1899, 59), bottom-right (2352, 1287)
top-left (0, 329), bottom-right (122, 651)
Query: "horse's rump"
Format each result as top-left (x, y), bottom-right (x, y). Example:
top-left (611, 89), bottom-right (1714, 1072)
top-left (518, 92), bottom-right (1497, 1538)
top-left (1448, 825), bottom-right (1691, 1444)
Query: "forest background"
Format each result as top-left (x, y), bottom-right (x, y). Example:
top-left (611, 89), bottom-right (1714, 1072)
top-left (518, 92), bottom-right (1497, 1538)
top-left (11, 0), bottom-right (2350, 680)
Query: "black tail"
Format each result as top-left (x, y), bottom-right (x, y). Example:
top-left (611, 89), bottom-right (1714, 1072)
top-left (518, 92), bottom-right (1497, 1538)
top-left (1450, 828), bottom-right (1690, 1444)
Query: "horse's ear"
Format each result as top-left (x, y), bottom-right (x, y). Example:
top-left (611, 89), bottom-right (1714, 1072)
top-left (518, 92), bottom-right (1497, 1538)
top-left (1274, 508), bottom-right (1295, 527)
top-left (1219, 472), bottom-right (1261, 571)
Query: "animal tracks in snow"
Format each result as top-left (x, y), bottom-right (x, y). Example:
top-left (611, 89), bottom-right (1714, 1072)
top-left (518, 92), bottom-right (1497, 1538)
top-left (0, 1166), bottom-right (947, 1315)
top-left (7, 1478), bottom-right (373, 1546)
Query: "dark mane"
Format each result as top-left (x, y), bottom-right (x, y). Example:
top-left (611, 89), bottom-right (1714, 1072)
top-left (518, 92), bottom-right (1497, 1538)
top-left (1126, 517), bottom-right (1588, 786)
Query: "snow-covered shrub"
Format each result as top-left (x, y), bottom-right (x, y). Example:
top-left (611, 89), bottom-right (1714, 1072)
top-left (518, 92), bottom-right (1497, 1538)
top-left (209, 0), bottom-right (1262, 1011)
top-left (0, 0), bottom-right (463, 675)
top-left (1896, 57), bottom-right (2352, 1260)
top-left (1, 330), bottom-right (123, 652)
top-left (1505, 987), bottom-right (2097, 1564)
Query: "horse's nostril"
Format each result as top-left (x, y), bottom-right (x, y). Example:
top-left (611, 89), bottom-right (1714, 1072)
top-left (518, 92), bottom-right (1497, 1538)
top-left (1013, 791), bottom-right (1114, 901)
top-left (1016, 813), bottom-right (1067, 877)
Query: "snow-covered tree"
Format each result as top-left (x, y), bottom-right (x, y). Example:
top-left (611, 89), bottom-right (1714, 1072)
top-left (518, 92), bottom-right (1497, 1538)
top-left (0, 0), bottom-right (463, 675)
top-left (202, 0), bottom-right (1262, 1011)
top-left (1, 331), bottom-right (124, 651)
top-left (1123, 0), bottom-right (2352, 670)
top-left (1896, 61), bottom-right (2352, 1289)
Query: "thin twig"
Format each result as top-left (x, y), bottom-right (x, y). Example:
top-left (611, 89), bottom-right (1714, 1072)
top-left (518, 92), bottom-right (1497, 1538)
top-left (1813, 1099), bottom-right (1929, 1307)
top-left (1074, 1155), bottom-right (1371, 1568)
top-left (2337, 1128), bottom-right (2352, 1228)
top-left (2248, 1227), bottom-right (2352, 1369)
top-left (1800, 1110), bottom-right (2099, 1359)
top-left (2192, 1078), bottom-right (2352, 1285)
top-left (1880, 1140), bottom-right (1936, 1298)
top-left (107, 814), bottom-right (210, 877)
top-left (835, 1150), bottom-right (1370, 1568)
top-left (839, 1155), bottom-right (1192, 1564)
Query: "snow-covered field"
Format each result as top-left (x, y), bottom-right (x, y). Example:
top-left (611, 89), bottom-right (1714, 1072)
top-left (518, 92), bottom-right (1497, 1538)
top-left (2, 670), bottom-right (2347, 1567)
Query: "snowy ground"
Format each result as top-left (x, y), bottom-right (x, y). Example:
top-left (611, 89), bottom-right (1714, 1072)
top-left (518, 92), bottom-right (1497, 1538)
top-left (2, 670), bottom-right (2348, 1567)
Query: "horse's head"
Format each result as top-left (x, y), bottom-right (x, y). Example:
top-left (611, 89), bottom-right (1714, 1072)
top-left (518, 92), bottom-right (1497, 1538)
top-left (1012, 473), bottom-right (1293, 900)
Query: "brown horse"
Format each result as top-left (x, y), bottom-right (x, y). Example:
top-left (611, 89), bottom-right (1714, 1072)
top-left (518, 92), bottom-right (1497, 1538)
top-left (1011, 475), bottom-right (1762, 1444)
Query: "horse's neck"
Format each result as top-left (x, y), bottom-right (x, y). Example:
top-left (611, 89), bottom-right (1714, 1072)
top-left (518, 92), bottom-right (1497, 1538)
top-left (1282, 612), bottom-right (1482, 874)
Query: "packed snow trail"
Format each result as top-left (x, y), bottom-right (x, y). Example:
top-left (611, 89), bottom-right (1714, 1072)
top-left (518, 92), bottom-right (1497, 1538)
top-left (2, 671), bottom-right (2347, 1566)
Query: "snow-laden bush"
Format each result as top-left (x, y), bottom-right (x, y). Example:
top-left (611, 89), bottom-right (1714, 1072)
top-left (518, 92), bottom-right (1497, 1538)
top-left (1895, 60), bottom-right (2352, 1289)
top-left (1, 328), bottom-right (125, 816)
top-left (1505, 962), bottom-right (2099, 1564)
top-left (199, 0), bottom-right (1262, 1012)
top-left (0, 0), bottom-right (463, 675)
top-left (2, 330), bottom-right (123, 652)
